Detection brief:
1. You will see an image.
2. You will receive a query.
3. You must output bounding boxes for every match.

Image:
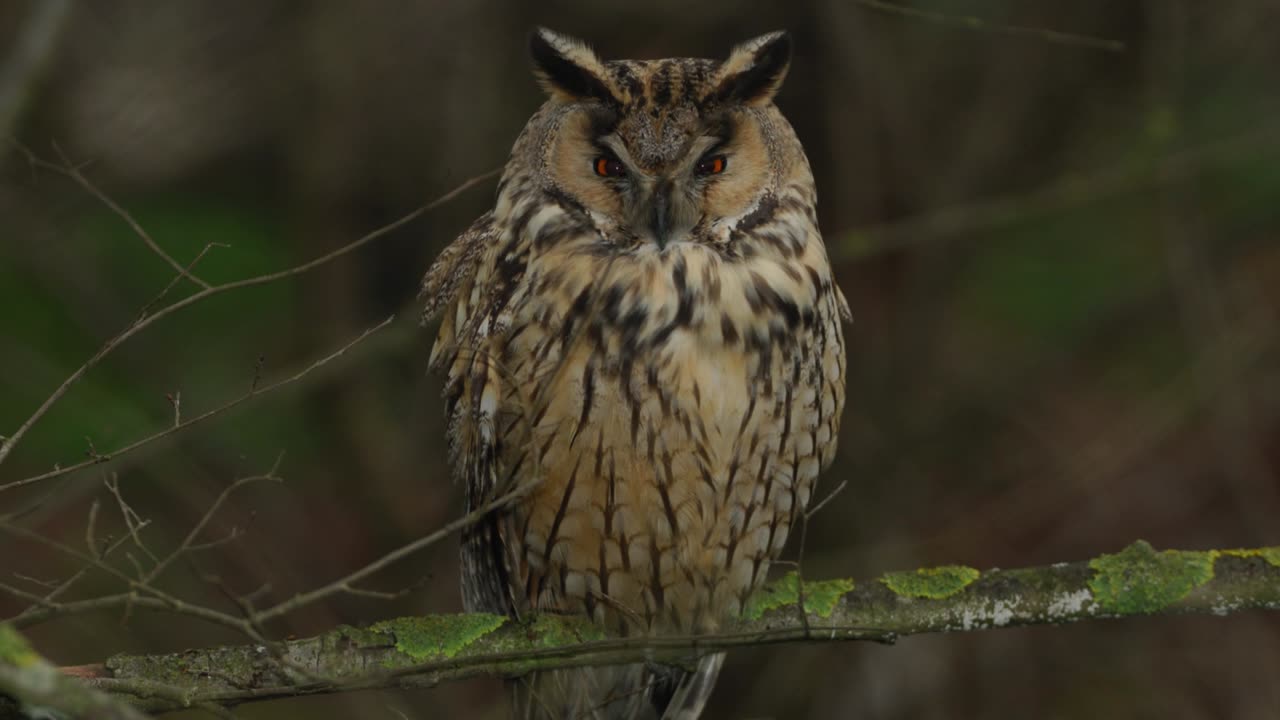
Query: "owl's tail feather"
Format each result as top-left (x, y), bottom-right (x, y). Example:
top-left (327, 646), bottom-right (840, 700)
top-left (652, 653), bottom-right (724, 720)
top-left (510, 653), bottom-right (724, 719)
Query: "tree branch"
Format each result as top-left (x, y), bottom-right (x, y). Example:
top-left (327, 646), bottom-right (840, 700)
top-left (853, 0), bottom-right (1125, 52)
top-left (0, 624), bottom-right (147, 720)
top-left (0, 316), bottom-right (394, 494)
top-left (0, 163), bottom-right (500, 474)
top-left (837, 124), bottom-right (1280, 261)
top-left (3, 541), bottom-right (1274, 716)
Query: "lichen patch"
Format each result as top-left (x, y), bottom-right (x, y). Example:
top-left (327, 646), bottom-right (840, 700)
top-left (743, 572), bottom-right (854, 620)
top-left (1088, 540), bottom-right (1214, 614)
top-left (881, 565), bottom-right (980, 600)
top-left (0, 624), bottom-right (38, 668)
top-left (370, 613), bottom-right (506, 662)
top-left (527, 613), bottom-right (607, 647)
top-left (1046, 588), bottom-right (1094, 618)
top-left (1216, 547), bottom-right (1280, 569)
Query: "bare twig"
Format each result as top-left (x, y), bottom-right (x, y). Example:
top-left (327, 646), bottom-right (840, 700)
top-left (8, 594), bottom-right (174, 629)
top-left (43, 141), bottom-right (214, 289)
top-left (138, 457), bottom-right (284, 589)
top-left (786, 478), bottom-right (851, 638)
top-left (838, 125), bottom-right (1280, 261)
top-left (252, 480), bottom-right (533, 624)
top-left (0, 165), bottom-right (500, 472)
top-left (183, 527), bottom-right (246, 553)
top-left (140, 241), bottom-right (229, 317)
top-left (805, 478), bottom-right (849, 522)
top-left (103, 474), bottom-right (158, 565)
top-left (4, 468), bottom-right (526, 636)
top-left (9, 532), bottom-right (140, 623)
top-left (0, 517), bottom-right (263, 640)
top-left (0, 315), bottom-right (395, 492)
top-left (84, 498), bottom-right (101, 559)
top-left (9, 573), bottom-right (58, 591)
top-left (853, 0), bottom-right (1125, 52)
top-left (167, 391), bottom-right (182, 427)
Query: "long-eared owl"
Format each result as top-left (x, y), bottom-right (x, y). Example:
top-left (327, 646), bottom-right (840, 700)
top-left (421, 28), bottom-right (848, 719)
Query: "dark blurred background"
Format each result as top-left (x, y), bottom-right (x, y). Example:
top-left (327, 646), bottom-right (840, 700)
top-left (2, 1), bottom-right (1278, 718)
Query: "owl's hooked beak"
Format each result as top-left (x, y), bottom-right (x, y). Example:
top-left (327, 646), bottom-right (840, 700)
top-left (648, 190), bottom-right (671, 248)
top-left (640, 178), bottom-right (696, 249)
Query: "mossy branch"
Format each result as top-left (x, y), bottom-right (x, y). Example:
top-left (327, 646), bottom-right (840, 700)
top-left (0, 625), bottom-right (148, 720)
top-left (2, 541), bottom-right (1277, 717)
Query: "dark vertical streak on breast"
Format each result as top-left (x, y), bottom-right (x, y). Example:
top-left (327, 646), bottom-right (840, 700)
top-left (570, 364), bottom-right (595, 447)
top-left (649, 536), bottom-right (665, 613)
top-left (600, 437), bottom-right (615, 601)
top-left (658, 449), bottom-right (681, 537)
top-left (543, 456), bottom-right (582, 569)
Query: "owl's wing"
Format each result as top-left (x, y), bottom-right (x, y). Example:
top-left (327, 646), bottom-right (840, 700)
top-left (834, 282), bottom-right (853, 323)
top-left (420, 210), bottom-right (494, 331)
top-left (421, 211), bottom-right (530, 616)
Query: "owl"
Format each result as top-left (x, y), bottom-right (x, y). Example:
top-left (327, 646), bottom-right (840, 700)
top-left (421, 28), bottom-right (849, 719)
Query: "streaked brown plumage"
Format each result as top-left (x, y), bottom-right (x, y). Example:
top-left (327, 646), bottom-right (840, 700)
top-left (421, 28), bottom-right (848, 719)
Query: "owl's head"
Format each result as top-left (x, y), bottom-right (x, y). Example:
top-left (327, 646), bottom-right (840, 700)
top-left (510, 28), bottom-right (808, 250)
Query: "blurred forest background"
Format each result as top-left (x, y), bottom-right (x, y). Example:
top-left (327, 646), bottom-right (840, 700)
top-left (2, 1), bottom-right (1279, 718)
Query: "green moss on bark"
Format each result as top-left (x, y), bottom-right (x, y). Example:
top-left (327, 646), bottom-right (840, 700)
top-left (1217, 547), bottom-right (1280, 568)
top-left (743, 572), bottom-right (854, 620)
top-left (370, 613), bottom-right (506, 661)
top-left (881, 565), bottom-right (980, 599)
top-left (526, 613), bottom-right (606, 647)
top-left (0, 625), bottom-right (38, 668)
top-left (1088, 540), bottom-right (1215, 614)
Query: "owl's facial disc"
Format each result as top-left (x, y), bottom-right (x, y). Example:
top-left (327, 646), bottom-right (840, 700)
top-left (596, 132), bottom-right (724, 248)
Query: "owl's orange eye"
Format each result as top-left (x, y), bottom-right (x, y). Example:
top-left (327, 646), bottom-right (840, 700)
top-left (594, 156), bottom-right (626, 178)
top-left (696, 154), bottom-right (727, 176)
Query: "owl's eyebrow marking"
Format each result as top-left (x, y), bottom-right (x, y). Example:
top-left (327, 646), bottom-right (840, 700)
top-left (586, 107), bottom-right (621, 139)
top-left (596, 134), bottom-right (641, 172)
top-left (687, 135), bottom-right (725, 162)
top-left (700, 112), bottom-right (735, 145)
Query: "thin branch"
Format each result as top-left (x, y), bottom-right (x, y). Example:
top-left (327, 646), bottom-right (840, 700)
top-left (137, 458), bottom-right (284, 589)
top-left (0, 517), bottom-right (262, 640)
top-left (837, 125), bottom-right (1280, 261)
top-left (251, 480), bottom-right (533, 624)
top-left (7, 592), bottom-right (174, 628)
top-left (103, 474), bottom-right (158, 566)
top-left (9, 532), bottom-right (140, 623)
top-left (4, 469), bottom-right (524, 633)
top-left (139, 242), bottom-right (229, 317)
top-left (22, 543), bottom-right (1278, 714)
top-left (854, 0), bottom-right (1125, 52)
top-left (0, 315), bottom-right (395, 492)
top-left (805, 478), bottom-right (849, 521)
top-left (0, 166), bottom-right (500, 472)
top-left (42, 141), bottom-right (214, 289)
top-left (84, 498), bottom-right (101, 559)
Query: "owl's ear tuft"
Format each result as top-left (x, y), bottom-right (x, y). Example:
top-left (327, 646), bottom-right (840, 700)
top-left (529, 28), bottom-right (618, 104)
top-left (711, 31), bottom-right (792, 106)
